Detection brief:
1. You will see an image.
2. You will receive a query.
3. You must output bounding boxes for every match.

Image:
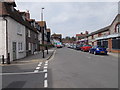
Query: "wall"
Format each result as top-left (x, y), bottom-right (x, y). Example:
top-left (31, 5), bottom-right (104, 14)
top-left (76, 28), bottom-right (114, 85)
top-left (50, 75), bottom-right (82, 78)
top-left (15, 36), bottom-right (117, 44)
top-left (7, 17), bottom-right (26, 61)
top-left (0, 17), bottom-right (7, 59)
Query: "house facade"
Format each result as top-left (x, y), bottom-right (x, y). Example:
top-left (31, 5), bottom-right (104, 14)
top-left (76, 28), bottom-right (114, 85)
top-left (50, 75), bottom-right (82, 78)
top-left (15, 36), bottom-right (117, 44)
top-left (0, 1), bottom-right (26, 61)
top-left (0, 1), bottom-right (43, 62)
top-left (37, 21), bottom-right (48, 45)
top-left (87, 14), bottom-right (120, 53)
top-left (51, 33), bottom-right (62, 42)
top-left (46, 28), bottom-right (51, 44)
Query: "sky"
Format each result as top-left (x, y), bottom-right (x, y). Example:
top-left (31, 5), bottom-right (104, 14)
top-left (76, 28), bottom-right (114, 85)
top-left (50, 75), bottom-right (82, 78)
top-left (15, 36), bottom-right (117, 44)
top-left (15, 1), bottom-right (118, 38)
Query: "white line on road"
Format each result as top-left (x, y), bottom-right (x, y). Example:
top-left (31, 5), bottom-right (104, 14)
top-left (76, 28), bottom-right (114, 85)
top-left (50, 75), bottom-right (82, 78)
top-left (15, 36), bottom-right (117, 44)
top-left (43, 69), bottom-right (47, 72)
top-left (38, 64), bottom-right (41, 66)
top-left (44, 73), bottom-right (48, 78)
top-left (1, 71), bottom-right (44, 75)
top-left (44, 80), bottom-right (48, 88)
top-left (44, 66), bottom-right (48, 69)
top-left (36, 67), bottom-right (40, 70)
top-left (34, 70), bottom-right (39, 72)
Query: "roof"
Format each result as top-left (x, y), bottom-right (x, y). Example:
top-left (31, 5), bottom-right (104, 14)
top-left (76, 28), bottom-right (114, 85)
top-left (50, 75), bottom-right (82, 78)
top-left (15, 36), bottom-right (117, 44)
top-left (2, 0), bottom-right (16, 7)
top-left (0, 2), bottom-right (38, 33)
top-left (52, 34), bottom-right (62, 36)
top-left (88, 25), bottom-right (110, 36)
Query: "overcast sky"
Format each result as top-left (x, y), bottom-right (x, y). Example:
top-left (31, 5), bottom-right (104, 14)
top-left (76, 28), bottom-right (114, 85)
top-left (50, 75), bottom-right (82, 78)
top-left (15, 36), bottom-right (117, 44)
top-left (16, 1), bottom-right (118, 38)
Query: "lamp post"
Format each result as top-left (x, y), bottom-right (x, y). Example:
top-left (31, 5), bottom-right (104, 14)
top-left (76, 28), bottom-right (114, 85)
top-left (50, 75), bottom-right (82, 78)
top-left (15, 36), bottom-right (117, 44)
top-left (41, 7), bottom-right (45, 58)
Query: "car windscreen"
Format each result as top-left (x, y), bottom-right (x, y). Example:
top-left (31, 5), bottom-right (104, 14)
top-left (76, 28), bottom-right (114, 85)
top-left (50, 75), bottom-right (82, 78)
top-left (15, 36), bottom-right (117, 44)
top-left (98, 46), bottom-right (106, 48)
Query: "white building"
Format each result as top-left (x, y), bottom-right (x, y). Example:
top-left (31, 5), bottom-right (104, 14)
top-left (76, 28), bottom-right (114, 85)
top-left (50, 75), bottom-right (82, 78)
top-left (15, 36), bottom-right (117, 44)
top-left (0, 1), bottom-right (27, 61)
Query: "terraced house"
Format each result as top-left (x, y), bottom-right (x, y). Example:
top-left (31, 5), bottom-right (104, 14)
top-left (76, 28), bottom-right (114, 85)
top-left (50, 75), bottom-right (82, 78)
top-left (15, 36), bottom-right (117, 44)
top-left (0, 1), bottom-right (42, 62)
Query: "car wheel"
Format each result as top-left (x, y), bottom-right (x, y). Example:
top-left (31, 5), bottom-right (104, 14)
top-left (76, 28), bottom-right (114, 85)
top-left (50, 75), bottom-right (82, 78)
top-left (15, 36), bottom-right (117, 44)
top-left (94, 51), bottom-right (97, 55)
top-left (89, 50), bottom-right (91, 53)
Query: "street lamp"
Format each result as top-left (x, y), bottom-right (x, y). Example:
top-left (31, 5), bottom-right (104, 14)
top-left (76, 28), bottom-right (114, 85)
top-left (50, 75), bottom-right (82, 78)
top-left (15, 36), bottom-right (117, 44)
top-left (41, 7), bottom-right (45, 58)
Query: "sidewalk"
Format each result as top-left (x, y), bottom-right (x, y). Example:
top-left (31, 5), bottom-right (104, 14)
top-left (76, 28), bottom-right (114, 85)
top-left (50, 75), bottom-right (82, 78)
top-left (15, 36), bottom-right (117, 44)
top-left (108, 52), bottom-right (120, 58)
top-left (1, 48), bottom-right (55, 66)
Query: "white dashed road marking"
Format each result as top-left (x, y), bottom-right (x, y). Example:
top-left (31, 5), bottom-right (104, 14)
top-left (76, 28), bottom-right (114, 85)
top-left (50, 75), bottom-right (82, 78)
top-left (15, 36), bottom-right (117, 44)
top-left (43, 69), bottom-right (47, 72)
top-left (44, 73), bottom-right (48, 78)
top-left (34, 70), bottom-right (39, 72)
top-left (44, 80), bottom-right (48, 88)
top-left (36, 67), bottom-right (40, 70)
top-left (44, 66), bottom-right (48, 69)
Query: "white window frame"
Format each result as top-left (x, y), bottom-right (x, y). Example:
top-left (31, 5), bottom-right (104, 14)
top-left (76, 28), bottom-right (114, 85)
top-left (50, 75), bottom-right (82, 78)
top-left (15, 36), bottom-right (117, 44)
top-left (17, 24), bottom-right (22, 35)
top-left (18, 42), bottom-right (23, 52)
top-left (116, 24), bottom-right (120, 33)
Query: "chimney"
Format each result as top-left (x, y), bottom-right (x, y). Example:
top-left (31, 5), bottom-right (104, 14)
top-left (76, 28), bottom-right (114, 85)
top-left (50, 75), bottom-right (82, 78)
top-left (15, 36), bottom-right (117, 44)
top-left (25, 10), bottom-right (30, 19)
top-left (85, 31), bottom-right (88, 34)
top-left (81, 32), bottom-right (83, 35)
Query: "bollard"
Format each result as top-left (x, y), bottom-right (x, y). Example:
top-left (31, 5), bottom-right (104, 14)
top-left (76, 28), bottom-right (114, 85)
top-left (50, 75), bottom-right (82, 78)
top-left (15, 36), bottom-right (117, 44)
top-left (42, 49), bottom-right (45, 58)
top-left (46, 47), bottom-right (49, 54)
top-left (2, 55), bottom-right (4, 64)
top-left (7, 53), bottom-right (10, 64)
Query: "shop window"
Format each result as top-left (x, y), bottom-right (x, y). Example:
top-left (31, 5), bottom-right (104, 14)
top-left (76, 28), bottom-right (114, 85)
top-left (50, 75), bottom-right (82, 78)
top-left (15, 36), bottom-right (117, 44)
top-left (112, 37), bottom-right (120, 49)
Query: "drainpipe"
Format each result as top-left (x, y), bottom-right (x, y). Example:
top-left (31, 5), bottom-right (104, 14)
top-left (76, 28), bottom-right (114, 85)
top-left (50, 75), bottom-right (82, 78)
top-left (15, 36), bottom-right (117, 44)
top-left (3, 16), bottom-right (9, 63)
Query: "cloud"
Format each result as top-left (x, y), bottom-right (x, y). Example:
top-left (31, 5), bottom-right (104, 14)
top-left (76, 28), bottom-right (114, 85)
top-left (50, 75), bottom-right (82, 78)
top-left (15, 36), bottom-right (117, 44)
top-left (16, 2), bottom-right (118, 37)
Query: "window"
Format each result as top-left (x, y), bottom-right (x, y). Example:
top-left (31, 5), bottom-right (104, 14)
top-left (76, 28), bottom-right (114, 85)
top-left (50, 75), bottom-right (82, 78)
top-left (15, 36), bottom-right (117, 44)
top-left (116, 24), bottom-right (120, 33)
top-left (28, 43), bottom-right (31, 50)
top-left (17, 24), bottom-right (22, 35)
top-left (112, 37), bottom-right (120, 49)
top-left (28, 30), bottom-right (30, 37)
top-left (18, 42), bottom-right (23, 51)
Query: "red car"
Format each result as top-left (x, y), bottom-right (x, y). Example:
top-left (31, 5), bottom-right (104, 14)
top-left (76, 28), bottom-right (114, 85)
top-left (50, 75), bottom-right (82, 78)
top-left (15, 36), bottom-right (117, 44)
top-left (81, 44), bottom-right (92, 52)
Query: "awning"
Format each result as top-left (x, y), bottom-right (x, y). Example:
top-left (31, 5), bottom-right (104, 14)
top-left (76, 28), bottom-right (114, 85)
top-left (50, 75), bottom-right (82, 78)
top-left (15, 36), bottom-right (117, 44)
top-left (95, 33), bottom-right (120, 40)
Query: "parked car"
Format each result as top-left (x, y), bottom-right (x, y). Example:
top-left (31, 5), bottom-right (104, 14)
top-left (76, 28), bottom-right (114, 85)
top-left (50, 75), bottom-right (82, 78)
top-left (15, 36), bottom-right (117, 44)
top-left (56, 42), bottom-right (63, 48)
top-left (89, 45), bottom-right (108, 55)
top-left (75, 44), bottom-right (83, 50)
top-left (81, 44), bottom-right (92, 52)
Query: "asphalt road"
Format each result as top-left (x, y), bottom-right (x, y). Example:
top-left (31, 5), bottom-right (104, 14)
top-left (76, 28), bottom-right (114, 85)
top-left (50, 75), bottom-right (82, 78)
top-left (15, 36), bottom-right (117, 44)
top-left (1, 47), bottom-right (118, 89)
top-left (48, 47), bottom-right (118, 88)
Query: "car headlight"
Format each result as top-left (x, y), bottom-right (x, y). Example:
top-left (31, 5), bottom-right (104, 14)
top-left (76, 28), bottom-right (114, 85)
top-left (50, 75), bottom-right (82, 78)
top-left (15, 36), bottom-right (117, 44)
top-left (96, 48), bottom-right (99, 50)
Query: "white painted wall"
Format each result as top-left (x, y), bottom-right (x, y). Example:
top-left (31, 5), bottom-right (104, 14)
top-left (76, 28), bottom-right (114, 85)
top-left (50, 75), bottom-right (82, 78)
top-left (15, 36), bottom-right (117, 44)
top-left (7, 17), bottom-right (26, 61)
top-left (0, 17), bottom-right (7, 59)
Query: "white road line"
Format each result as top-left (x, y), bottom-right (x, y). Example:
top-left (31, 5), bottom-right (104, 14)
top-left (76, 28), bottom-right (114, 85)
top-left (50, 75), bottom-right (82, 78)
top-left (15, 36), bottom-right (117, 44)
top-left (44, 73), bottom-right (48, 78)
top-left (44, 66), bottom-right (48, 69)
top-left (38, 64), bottom-right (41, 67)
top-left (34, 70), bottom-right (39, 72)
top-left (36, 67), bottom-right (40, 70)
top-left (1, 71), bottom-right (44, 75)
top-left (43, 69), bottom-right (47, 72)
top-left (44, 80), bottom-right (48, 88)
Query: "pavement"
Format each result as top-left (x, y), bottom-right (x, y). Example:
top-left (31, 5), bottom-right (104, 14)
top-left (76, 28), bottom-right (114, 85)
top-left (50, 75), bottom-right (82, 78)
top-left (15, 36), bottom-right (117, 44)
top-left (108, 52), bottom-right (120, 58)
top-left (1, 48), bottom-right (55, 66)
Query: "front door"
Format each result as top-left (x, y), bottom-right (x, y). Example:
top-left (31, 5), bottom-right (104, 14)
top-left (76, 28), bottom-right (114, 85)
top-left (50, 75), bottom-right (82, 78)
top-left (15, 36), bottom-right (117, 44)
top-left (13, 42), bottom-right (16, 60)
